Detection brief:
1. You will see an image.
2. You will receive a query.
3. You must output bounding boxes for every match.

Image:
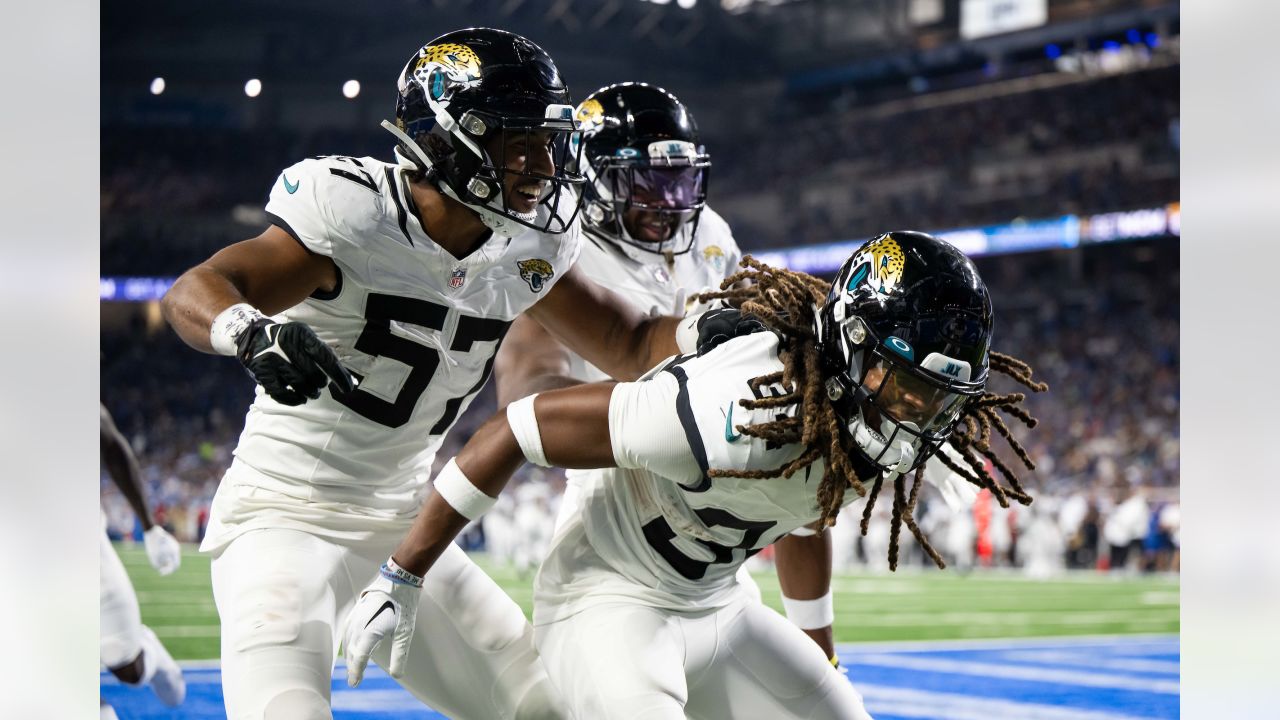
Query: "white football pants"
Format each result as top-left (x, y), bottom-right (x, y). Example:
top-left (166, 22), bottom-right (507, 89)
top-left (534, 594), bottom-right (871, 720)
top-left (210, 527), bottom-right (565, 720)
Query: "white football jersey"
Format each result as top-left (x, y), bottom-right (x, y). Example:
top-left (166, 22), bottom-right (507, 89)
top-left (567, 207), bottom-right (741, 383)
top-left (560, 332), bottom-right (857, 612)
top-left (231, 155), bottom-right (581, 513)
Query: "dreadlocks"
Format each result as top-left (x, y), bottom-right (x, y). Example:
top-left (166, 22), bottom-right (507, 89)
top-left (697, 256), bottom-right (1047, 571)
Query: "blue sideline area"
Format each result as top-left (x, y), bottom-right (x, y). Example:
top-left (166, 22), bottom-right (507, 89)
top-left (102, 635), bottom-right (1179, 719)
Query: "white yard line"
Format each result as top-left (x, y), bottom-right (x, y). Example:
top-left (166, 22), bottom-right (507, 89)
top-left (858, 684), bottom-right (1165, 720)
top-left (835, 633), bottom-right (1178, 653)
top-left (851, 653), bottom-right (1180, 693)
top-left (998, 650), bottom-right (1180, 674)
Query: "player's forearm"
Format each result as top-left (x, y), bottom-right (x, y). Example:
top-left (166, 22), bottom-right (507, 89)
top-left (161, 265), bottom-right (250, 354)
top-left (640, 315), bottom-right (682, 376)
top-left (395, 414), bottom-right (527, 576)
top-left (595, 314), bottom-right (680, 381)
top-left (776, 530), bottom-right (836, 657)
top-left (101, 436), bottom-right (154, 530)
top-left (775, 531), bottom-right (833, 600)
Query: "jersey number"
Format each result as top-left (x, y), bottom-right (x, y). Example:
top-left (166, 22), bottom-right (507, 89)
top-left (642, 509), bottom-right (776, 581)
top-left (331, 293), bottom-right (509, 429)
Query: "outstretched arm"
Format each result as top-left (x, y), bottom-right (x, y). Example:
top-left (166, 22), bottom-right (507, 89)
top-left (392, 383), bottom-right (618, 576)
top-left (775, 528), bottom-right (838, 663)
top-left (100, 404), bottom-right (153, 531)
top-left (525, 264), bottom-right (681, 382)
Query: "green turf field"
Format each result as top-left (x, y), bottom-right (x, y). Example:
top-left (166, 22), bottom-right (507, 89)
top-left (116, 544), bottom-right (1179, 661)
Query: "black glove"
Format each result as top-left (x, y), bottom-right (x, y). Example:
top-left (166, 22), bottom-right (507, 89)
top-left (236, 319), bottom-right (356, 406)
top-left (695, 308), bottom-right (767, 356)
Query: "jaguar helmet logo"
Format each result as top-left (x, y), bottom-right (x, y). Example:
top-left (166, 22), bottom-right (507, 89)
top-left (517, 258), bottom-right (555, 293)
top-left (847, 234), bottom-right (907, 296)
top-left (414, 43), bottom-right (483, 99)
top-left (575, 98), bottom-right (606, 134)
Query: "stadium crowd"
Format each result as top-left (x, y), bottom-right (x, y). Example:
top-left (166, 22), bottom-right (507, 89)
top-left (101, 238), bottom-right (1179, 576)
top-left (713, 65), bottom-right (1178, 246)
top-left (101, 64), bottom-right (1177, 271)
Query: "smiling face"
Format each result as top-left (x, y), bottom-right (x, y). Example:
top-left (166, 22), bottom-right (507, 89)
top-left (485, 129), bottom-right (558, 215)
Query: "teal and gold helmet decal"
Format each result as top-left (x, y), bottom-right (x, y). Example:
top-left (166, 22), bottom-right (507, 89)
top-left (414, 42), bottom-right (483, 98)
top-left (575, 98), bottom-right (606, 134)
top-left (517, 258), bottom-right (554, 293)
top-left (847, 234), bottom-right (907, 296)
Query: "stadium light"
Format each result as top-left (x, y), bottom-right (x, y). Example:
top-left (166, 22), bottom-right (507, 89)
top-left (1126, 29), bottom-right (1142, 44)
top-left (677, 0), bottom-right (697, 8)
top-left (1044, 44), bottom-right (1061, 59)
top-left (149, 77), bottom-right (165, 95)
top-left (1145, 32), bottom-right (1160, 48)
top-left (343, 80), bottom-right (361, 99)
top-left (244, 78), bottom-right (262, 98)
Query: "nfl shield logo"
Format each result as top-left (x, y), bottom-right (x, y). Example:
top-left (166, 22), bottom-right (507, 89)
top-left (449, 267), bottom-right (466, 289)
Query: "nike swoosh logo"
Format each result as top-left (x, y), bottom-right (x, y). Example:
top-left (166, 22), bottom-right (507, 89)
top-left (365, 600), bottom-right (395, 629)
top-left (725, 404), bottom-right (743, 443)
top-left (282, 173), bottom-right (300, 194)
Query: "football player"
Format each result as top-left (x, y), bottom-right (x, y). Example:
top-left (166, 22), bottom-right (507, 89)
top-left (342, 232), bottom-right (1047, 719)
top-left (161, 28), bottom-right (717, 720)
top-left (100, 404), bottom-right (185, 713)
top-left (493, 81), bottom-right (842, 661)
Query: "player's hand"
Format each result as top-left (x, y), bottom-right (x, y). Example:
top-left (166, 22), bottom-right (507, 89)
top-left (343, 559), bottom-right (423, 687)
top-left (143, 525), bottom-right (181, 576)
top-left (695, 308), bottom-right (767, 355)
top-left (236, 319), bottom-right (356, 406)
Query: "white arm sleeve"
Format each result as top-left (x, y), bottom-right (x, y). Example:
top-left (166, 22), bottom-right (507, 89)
top-left (607, 373), bottom-right (702, 486)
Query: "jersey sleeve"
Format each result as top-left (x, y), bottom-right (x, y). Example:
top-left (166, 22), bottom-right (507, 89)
top-left (607, 373), bottom-right (702, 486)
top-left (263, 157), bottom-right (385, 259)
top-left (264, 158), bottom-right (335, 256)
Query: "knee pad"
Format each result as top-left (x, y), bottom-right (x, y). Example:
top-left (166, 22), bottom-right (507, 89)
top-left (261, 688), bottom-right (332, 720)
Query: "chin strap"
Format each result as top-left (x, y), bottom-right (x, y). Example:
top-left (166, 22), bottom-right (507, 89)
top-left (851, 417), bottom-right (920, 475)
top-left (382, 119), bottom-right (534, 239)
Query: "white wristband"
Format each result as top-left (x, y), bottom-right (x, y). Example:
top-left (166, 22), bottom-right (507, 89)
top-left (431, 458), bottom-right (496, 521)
top-left (674, 310), bottom-right (704, 355)
top-left (506, 395), bottom-right (550, 467)
top-left (781, 590), bottom-right (834, 630)
top-left (210, 303), bottom-right (267, 356)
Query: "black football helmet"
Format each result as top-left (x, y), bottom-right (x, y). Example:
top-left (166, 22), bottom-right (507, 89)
top-left (569, 82), bottom-right (710, 256)
top-left (383, 28), bottom-right (585, 237)
top-left (815, 231), bottom-right (994, 475)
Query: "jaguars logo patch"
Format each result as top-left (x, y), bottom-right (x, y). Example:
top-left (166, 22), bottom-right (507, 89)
top-left (414, 43), bottom-right (482, 98)
top-left (847, 234), bottom-right (906, 295)
top-left (517, 258), bottom-right (554, 293)
top-left (703, 245), bottom-right (726, 275)
top-left (575, 98), bottom-right (605, 134)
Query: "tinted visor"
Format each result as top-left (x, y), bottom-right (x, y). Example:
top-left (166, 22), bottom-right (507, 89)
top-left (856, 355), bottom-right (968, 437)
top-left (623, 166), bottom-right (706, 211)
